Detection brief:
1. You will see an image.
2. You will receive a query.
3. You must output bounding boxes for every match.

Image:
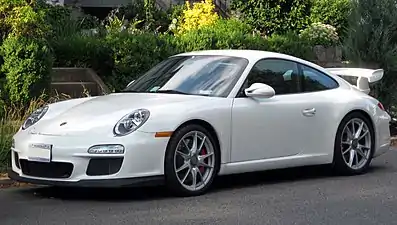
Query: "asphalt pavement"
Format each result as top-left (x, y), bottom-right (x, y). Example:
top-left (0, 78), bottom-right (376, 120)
top-left (2, 149), bottom-right (397, 225)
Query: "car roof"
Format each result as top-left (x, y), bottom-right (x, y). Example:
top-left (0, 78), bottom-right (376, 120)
top-left (175, 49), bottom-right (325, 71)
top-left (176, 49), bottom-right (293, 61)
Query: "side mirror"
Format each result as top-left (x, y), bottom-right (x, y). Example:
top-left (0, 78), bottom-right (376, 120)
top-left (244, 83), bottom-right (275, 99)
top-left (126, 80), bottom-right (135, 88)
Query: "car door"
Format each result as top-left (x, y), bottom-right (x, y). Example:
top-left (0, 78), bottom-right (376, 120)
top-left (231, 58), bottom-right (309, 162)
top-left (294, 63), bottom-right (341, 156)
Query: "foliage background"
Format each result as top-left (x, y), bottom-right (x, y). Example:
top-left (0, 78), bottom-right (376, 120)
top-left (343, 0), bottom-right (397, 113)
top-left (309, 0), bottom-right (352, 38)
top-left (230, 0), bottom-right (313, 35)
top-left (0, 0), bottom-right (395, 170)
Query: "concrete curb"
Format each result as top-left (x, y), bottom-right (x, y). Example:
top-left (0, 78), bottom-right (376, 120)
top-left (0, 180), bottom-right (15, 185)
top-left (391, 137), bottom-right (397, 146)
top-left (0, 174), bottom-right (15, 186)
top-left (0, 174), bottom-right (36, 188)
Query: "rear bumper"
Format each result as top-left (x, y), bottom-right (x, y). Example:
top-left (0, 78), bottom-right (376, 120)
top-left (373, 111), bottom-right (392, 158)
top-left (8, 170), bottom-right (164, 188)
top-left (373, 143), bottom-right (391, 158)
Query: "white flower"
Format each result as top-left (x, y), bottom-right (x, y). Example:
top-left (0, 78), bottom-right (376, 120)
top-left (169, 23), bottom-right (176, 30)
top-left (300, 22), bottom-right (339, 45)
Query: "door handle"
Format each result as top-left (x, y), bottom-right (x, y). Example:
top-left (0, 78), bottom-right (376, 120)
top-left (302, 108), bottom-right (316, 117)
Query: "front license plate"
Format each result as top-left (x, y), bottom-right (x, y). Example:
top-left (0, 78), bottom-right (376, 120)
top-left (27, 143), bottom-right (52, 163)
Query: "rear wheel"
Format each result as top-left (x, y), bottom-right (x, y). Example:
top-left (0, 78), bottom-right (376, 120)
top-left (333, 112), bottom-right (375, 175)
top-left (164, 124), bottom-right (220, 196)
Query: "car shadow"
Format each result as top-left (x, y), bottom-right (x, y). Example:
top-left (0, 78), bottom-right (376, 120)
top-left (211, 164), bottom-right (387, 192)
top-left (17, 164), bottom-right (387, 202)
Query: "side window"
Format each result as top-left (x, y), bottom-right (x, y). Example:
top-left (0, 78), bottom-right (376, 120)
top-left (300, 64), bottom-right (339, 92)
top-left (243, 59), bottom-right (300, 95)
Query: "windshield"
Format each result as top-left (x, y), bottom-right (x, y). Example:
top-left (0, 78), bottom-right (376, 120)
top-left (122, 55), bottom-right (249, 97)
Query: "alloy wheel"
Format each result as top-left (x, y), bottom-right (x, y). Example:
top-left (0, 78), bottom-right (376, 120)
top-left (340, 118), bottom-right (372, 170)
top-left (173, 131), bottom-right (215, 192)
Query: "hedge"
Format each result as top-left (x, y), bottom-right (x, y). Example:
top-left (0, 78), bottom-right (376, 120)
top-left (50, 19), bottom-right (315, 92)
top-left (1, 36), bottom-right (53, 105)
top-left (0, 2), bottom-right (321, 104)
top-left (50, 33), bottom-right (177, 91)
top-left (231, 0), bottom-right (313, 35)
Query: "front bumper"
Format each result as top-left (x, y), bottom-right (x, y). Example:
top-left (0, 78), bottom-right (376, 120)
top-left (10, 129), bottom-right (170, 187)
top-left (8, 170), bottom-right (164, 187)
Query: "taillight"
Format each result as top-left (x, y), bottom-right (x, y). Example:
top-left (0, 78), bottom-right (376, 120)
top-left (377, 102), bottom-right (385, 111)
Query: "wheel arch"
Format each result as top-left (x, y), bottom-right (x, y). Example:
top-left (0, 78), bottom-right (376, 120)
top-left (336, 108), bottom-right (376, 149)
top-left (343, 109), bottom-right (376, 133)
top-left (165, 119), bottom-right (222, 173)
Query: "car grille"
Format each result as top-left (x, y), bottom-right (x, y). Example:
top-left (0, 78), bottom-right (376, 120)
top-left (14, 152), bottom-right (20, 169)
top-left (19, 159), bottom-right (74, 178)
top-left (86, 157), bottom-right (123, 176)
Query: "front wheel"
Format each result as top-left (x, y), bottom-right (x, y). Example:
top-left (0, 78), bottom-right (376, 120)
top-left (164, 124), bottom-right (220, 197)
top-left (333, 112), bottom-right (375, 175)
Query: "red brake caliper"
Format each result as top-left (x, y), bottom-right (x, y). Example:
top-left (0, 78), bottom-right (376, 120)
top-left (199, 147), bottom-right (206, 173)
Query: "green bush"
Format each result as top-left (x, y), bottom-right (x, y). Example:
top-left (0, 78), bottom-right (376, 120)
top-left (50, 19), bottom-right (315, 91)
top-left (105, 32), bottom-right (176, 91)
top-left (167, 3), bottom-right (187, 22)
top-left (40, 4), bottom-right (82, 38)
top-left (38, 2), bottom-right (100, 39)
top-left (51, 33), bottom-right (146, 91)
top-left (231, 0), bottom-right (312, 35)
top-left (107, 0), bottom-right (170, 33)
top-left (0, 0), bottom-right (50, 38)
top-left (52, 32), bottom-right (176, 92)
top-left (309, 0), bottom-right (352, 38)
top-left (267, 32), bottom-right (314, 60)
top-left (174, 19), bottom-right (314, 60)
top-left (1, 36), bottom-right (53, 105)
top-left (299, 22), bottom-right (339, 47)
top-left (51, 34), bottom-right (113, 85)
top-left (175, 18), bottom-right (259, 51)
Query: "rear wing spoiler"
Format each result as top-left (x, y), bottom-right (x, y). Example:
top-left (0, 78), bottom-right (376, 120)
top-left (325, 68), bottom-right (384, 94)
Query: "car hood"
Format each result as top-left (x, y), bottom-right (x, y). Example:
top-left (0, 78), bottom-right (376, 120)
top-left (32, 93), bottom-right (207, 136)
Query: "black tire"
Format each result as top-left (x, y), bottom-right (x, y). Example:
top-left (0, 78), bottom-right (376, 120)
top-left (164, 124), bottom-right (220, 197)
top-left (332, 112), bottom-right (375, 175)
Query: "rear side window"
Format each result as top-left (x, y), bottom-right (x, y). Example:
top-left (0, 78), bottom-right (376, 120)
top-left (300, 64), bottom-right (339, 92)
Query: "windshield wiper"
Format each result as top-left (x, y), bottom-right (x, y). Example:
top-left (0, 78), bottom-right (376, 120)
top-left (155, 90), bottom-right (191, 95)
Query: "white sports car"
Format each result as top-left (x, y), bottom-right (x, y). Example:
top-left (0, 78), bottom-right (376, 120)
top-left (9, 50), bottom-right (391, 196)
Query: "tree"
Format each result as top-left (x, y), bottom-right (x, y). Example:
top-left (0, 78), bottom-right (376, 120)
top-left (343, 0), bottom-right (397, 111)
top-left (309, 0), bottom-right (352, 38)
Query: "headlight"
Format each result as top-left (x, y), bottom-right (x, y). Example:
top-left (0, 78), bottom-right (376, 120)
top-left (113, 109), bottom-right (150, 136)
top-left (21, 106), bottom-right (49, 130)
